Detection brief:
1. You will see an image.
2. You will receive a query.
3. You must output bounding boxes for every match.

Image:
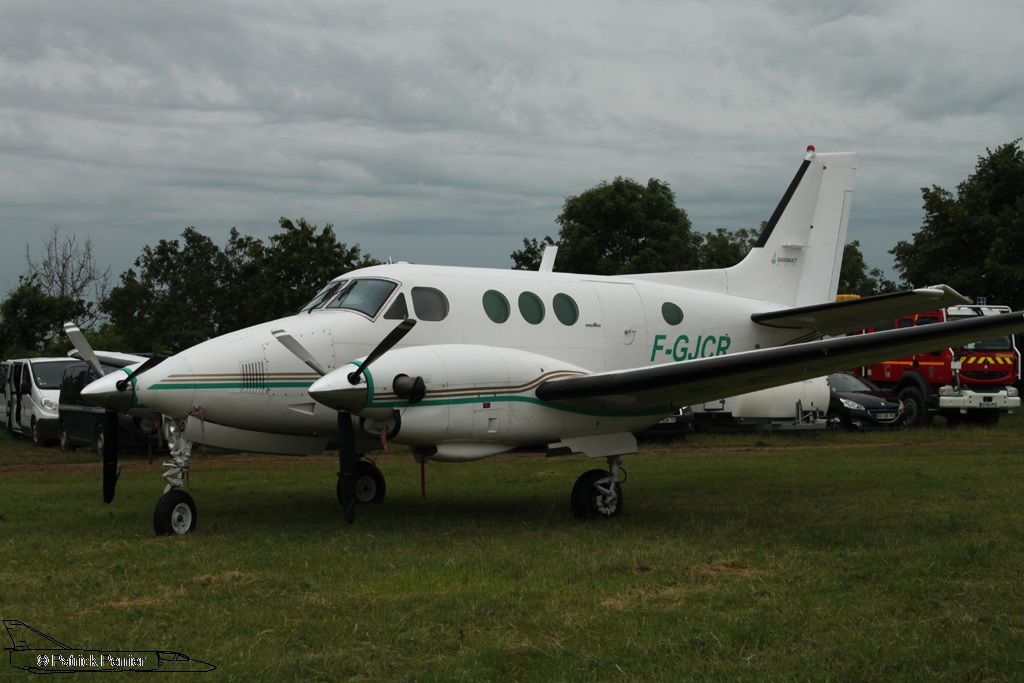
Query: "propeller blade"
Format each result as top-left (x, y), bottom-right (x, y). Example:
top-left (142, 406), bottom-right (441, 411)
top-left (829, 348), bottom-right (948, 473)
top-left (338, 412), bottom-right (358, 524)
top-left (347, 319), bottom-right (416, 385)
top-left (102, 409), bottom-right (121, 504)
top-left (114, 354), bottom-right (168, 392)
top-left (272, 329), bottom-right (328, 377)
top-left (64, 323), bottom-right (103, 376)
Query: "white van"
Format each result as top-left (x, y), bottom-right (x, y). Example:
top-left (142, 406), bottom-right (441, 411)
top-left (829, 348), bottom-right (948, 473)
top-left (5, 357), bottom-right (79, 445)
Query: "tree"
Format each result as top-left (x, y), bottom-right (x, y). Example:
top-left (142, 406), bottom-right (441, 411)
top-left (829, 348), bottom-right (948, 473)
top-left (23, 224), bottom-right (111, 330)
top-left (891, 140), bottom-right (1024, 308)
top-left (697, 226), bottom-right (760, 269)
top-left (101, 220), bottom-right (377, 352)
top-left (512, 177), bottom-right (700, 275)
top-left (838, 241), bottom-right (897, 296)
top-left (0, 276), bottom-right (80, 357)
top-left (510, 236), bottom-right (557, 271)
top-left (256, 217), bottom-right (377, 316)
top-left (102, 227), bottom-right (228, 352)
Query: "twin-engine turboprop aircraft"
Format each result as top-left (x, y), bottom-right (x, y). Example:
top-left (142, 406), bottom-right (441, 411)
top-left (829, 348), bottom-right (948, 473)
top-left (73, 147), bottom-right (1024, 534)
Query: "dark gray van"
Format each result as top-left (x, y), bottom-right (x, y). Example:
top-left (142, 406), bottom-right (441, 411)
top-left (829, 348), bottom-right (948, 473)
top-left (58, 361), bottom-right (162, 455)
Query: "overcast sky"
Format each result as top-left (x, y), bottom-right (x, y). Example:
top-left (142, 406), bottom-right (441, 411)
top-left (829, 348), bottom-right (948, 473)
top-left (2, 0), bottom-right (1021, 295)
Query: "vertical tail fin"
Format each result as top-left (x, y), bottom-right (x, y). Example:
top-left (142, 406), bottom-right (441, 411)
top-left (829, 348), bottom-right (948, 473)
top-left (724, 147), bottom-right (858, 307)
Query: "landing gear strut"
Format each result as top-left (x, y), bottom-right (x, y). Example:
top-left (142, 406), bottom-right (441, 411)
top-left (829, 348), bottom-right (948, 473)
top-left (154, 420), bottom-right (197, 536)
top-left (571, 456), bottom-right (624, 519)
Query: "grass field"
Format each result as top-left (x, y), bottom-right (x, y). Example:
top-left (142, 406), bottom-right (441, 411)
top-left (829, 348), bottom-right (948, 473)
top-left (2, 419), bottom-right (1024, 681)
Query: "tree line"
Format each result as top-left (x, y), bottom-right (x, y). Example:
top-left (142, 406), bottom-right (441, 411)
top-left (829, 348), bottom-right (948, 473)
top-left (2, 140), bottom-right (1020, 358)
top-left (1, 218), bottom-right (376, 357)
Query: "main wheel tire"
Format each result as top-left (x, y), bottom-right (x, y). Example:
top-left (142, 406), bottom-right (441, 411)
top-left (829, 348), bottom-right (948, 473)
top-left (154, 489), bottom-right (197, 535)
top-left (571, 469), bottom-right (623, 519)
top-left (338, 461), bottom-right (387, 506)
top-left (898, 386), bottom-right (932, 428)
top-left (355, 460), bottom-right (387, 504)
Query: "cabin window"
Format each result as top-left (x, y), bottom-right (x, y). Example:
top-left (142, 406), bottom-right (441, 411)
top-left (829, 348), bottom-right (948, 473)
top-left (384, 293), bottom-right (409, 320)
top-left (412, 287), bottom-right (449, 321)
top-left (324, 278), bottom-right (398, 317)
top-left (299, 280), bottom-right (346, 312)
top-left (483, 290), bottom-right (510, 323)
top-left (519, 292), bottom-right (545, 325)
top-left (662, 302), bottom-right (684, 325)
top-left (553, 293), bottom-right (578, 326)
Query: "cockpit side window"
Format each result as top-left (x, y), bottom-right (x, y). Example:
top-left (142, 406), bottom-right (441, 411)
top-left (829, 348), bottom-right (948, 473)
top-left (411, 287), bottom-right (449, 321)
top-left (300, 280), bottom-right (347, 312)
top-left (384, 293), bottom-right (409, 320)
top-left (324, 278), bottom-right (398, 317)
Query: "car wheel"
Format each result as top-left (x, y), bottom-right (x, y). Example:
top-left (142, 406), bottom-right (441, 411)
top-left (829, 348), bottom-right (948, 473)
top-left (32, 420), bottom-right (45, 447)
top-left (59, 422), bottom-right (76, 453)
top-left (897, 386), bottom-right (932, 428)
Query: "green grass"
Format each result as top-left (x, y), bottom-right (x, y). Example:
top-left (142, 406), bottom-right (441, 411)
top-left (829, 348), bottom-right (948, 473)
top-left (3, 419), bottom-right (1024, 681)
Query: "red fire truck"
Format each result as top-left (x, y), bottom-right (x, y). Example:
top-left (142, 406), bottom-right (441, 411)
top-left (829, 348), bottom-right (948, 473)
top-left (852, 305), bottom-right (1020, 426)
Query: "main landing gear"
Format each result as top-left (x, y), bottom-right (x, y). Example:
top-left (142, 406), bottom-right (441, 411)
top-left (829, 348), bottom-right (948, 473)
top-left (340, 460), bottom-right (387, 506)
top-left (570, 456), bottom-right (624, 519)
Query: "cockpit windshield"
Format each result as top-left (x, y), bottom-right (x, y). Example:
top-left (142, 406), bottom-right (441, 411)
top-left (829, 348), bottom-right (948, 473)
top-left (324, 278), bottom-right (399, 317)
top-left (300, 280), bottom-right (347, 312)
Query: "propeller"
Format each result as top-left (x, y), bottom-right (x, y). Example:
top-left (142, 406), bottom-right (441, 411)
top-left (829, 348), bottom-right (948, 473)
top-left (271, 329), bottom-right (329, 376)
top-left (64, 323), bottom-right (103, 376)
top-left (115, 354), bottom-right (168, 392)
top-left (272, 318), bottom-right (419, 524)
top-left (347, 319), bottom-right (416, 385)
top-left (337, 412), bottom-right (358, 523)
top-left (102, 409), bottom-right (121, 504)
top-left (63, 322), bottom-right (124, 504)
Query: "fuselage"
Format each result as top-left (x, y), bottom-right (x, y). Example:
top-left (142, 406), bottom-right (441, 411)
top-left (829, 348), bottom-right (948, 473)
top-left (110, 262), bottom-right (795, 442)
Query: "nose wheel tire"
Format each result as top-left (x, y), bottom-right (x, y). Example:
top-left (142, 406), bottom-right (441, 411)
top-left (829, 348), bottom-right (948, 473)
top-left (154, 489), bottom-right (197, 535)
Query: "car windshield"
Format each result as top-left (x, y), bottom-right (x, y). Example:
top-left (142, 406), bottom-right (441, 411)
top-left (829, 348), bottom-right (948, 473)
top-left (828, 373), bottom-right (875, 393)
top-left (323, 278), bottom-right (398, 317)
top-left (33, 360), bottom-right (77, 388)
top-left (946, 315), bottom-right (1013, 351)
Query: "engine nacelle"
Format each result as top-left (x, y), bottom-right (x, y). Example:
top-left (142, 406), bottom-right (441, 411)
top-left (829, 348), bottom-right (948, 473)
top-left (310, 344), bottom-right (596, 460)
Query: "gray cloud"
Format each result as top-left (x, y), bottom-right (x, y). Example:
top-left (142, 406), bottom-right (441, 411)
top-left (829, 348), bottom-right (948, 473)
top-left (2, 0), bottom-right (1021, 296)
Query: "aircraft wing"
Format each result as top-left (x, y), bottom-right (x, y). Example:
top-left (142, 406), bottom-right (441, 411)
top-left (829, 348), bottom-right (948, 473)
top-left (751, 285), bottom-right (969, 341)
top-left (536, 309), bottom-right (1024, 410)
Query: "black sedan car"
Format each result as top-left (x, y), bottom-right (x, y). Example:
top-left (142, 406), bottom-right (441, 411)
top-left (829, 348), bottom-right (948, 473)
top-left (826, 372), bottom-right (905, 430)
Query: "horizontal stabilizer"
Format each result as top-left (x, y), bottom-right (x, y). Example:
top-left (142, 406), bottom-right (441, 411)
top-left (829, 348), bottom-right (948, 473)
top-left (536, 309), bottom-right (1024, 410)
top-left (752, 285), bottom-right (970, 341)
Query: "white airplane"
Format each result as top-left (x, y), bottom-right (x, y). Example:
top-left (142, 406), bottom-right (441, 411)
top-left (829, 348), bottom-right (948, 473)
top-left (74, 146), bottom-right (1024, 534)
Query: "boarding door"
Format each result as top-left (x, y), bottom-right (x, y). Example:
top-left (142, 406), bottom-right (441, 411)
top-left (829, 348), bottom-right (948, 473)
top-left (594, 281), bottom-right (648, 371)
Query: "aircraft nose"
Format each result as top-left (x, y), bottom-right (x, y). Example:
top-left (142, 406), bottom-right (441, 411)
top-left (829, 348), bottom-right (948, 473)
top-left (308, 365), bottom-right (369, 413)
top-left (130, 354), bottom-right (196, 418)
top-left (80, 368), bottom-right (136, 413)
